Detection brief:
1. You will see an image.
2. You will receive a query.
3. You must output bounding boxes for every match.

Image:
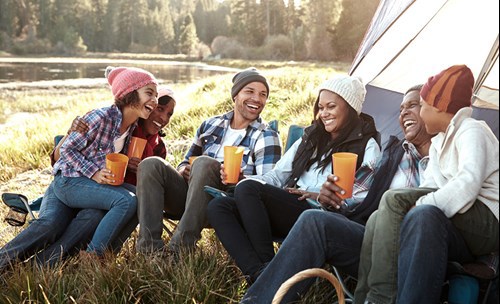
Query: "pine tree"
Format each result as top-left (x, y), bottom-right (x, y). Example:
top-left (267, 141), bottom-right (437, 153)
top-left (178, 13), bottom-right (199, 55)
top-left (331, 0), bottom-right (379, 61)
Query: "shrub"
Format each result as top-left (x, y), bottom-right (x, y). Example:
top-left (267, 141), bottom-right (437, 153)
top-left (10, 37), bottom-right (52, 55)
top-left (262, 35), bottom-right (293, 60)
top-left (129, 43), bottom-right (159, 54)
top-left (195, 42), bottom-right (212, 60)
top-left (210, 36), bottom-right (245, 59)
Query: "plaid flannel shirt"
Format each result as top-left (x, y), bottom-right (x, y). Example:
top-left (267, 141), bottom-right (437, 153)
top-left (342, 140), bottom-right (429, 209)
top-left (178, 111), bottom-right (282, 175)
top-left (53, 105), bottom-right (137, 179)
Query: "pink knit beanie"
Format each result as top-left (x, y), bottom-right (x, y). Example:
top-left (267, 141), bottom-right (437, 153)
top-left (105, 66), bottom-right (158, 100)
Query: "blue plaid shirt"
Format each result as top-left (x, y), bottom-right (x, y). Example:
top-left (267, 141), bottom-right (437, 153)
top-left (179, 111), bottom-right (282, 175)
top-left (53, 105), bottom-right (137, 178)
top-left (341, 140), bottom-right (429, 209)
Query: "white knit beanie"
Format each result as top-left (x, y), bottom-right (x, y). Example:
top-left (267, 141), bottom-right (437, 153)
top-left (318, 75), bottom-right (366, 115)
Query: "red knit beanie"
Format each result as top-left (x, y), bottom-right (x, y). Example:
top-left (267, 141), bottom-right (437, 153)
top-left (105, 66), bottom-right (158, 100)
top-left (157, 86), bottom-right (176, 105)
top-left (420, 65), bottom-right (474, 114)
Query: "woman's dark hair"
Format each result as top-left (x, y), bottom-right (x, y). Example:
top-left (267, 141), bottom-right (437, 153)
top-left (285, 95), bottom-right (360, 187)
top-left (115, 90), bottom-right (140, 110)
top-left (158, 95), bottom-right (174, 106)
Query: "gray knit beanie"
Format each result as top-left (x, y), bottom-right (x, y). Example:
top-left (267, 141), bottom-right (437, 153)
top-left (318, 75), bottom-right (366, 114)
top-left (231, 68), bottom-right (270, 100)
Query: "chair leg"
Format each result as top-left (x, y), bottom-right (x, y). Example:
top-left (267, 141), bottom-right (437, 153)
top-left (20, 196), bottom-right (37, 222)
top-left (332, 266), bottom-right (355, 303)
top-left (162, 218), bottom-right (178, 238)
top-left (162, 223), bottom-right (173, 238)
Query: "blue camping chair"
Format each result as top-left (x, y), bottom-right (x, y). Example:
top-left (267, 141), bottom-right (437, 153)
top-left (1, 193), bottom-right (39, 226)
top-left (1, 135), bottom-right (65, 227)
top-left (446, 253), bottom-right (499, 304)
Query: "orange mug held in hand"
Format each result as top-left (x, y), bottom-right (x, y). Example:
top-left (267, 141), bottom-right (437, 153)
top-left (332, 152), bottom-right (358, 199)
top-left (106, 153), bottom-right (129, 186)
top-left (224, 146), bottom-right (245, 184)
top-left (189, 156), bottom-right (198, 165)
top-left (127, 137), bottom-right (147, 159)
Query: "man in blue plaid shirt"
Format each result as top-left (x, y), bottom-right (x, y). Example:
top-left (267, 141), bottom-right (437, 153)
top-left (136, 68), bottom-right (282, 256)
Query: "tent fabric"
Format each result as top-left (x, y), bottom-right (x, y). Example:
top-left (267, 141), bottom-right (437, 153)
top-left (350, 0), bottom-right (499, 144)
top-left (364, 85), bottom-right (499, 147)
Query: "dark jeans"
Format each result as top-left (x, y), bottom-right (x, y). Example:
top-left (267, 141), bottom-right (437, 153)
top-left (33, 208), bottom-right (106, 266)
top-left (356, 187), bottom-right (499, 304)
top-left (241, 209), bottom-right (365, 303)
top-left (398, 203), bottom-right (499, 304)
top-left (207, 179), bottom-right (311, 279)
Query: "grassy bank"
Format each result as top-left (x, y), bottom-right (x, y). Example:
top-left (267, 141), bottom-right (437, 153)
top-left (0, 65), bottom-right (346, 303)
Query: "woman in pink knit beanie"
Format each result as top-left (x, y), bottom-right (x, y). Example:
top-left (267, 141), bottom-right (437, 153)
top-left (48, 66), bottom-right (158, 256)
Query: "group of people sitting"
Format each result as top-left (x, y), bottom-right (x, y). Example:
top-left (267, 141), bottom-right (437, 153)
top-left (0, 64), bottom-right (498, 304)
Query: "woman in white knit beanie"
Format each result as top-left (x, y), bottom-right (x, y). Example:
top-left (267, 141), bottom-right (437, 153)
top-left (207, 74), bottom-right (382, 285)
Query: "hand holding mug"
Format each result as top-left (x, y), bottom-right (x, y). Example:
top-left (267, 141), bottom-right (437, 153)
top-left (91, 168), bottom-right (115, 185)
top-left (317, 174), bottom-right (345, 210)
top-left (127, 157), bottom-right (141, 174)
top-left (178, 165), bottom-right (191, 182)
top-left (220, 164), bottom-right (228, 185)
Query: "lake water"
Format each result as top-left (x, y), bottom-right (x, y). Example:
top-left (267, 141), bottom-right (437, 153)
top-left (0, 58), bottom-right (238, 87)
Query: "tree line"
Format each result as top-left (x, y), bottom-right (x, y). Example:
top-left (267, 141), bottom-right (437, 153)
top-left (0, 0), bottom-right (379, 61)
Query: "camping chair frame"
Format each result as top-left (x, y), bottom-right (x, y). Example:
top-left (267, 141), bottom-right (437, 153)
top-left (2, 193), bottom-right (39, 226)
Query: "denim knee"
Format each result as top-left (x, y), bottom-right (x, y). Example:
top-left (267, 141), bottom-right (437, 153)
top-left (120, 196), bottom-right (137, 218)
top-left (401, 205), bottom-right (444, 238)
top-left (299, 209), bottom-right (329, 227)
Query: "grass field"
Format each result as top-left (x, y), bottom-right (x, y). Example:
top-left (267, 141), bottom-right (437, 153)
top-left (0, 62), bottom-right (347, 303)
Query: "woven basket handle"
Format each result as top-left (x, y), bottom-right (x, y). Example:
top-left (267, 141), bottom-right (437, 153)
top-left (272, 268), bottom-right (345, 304)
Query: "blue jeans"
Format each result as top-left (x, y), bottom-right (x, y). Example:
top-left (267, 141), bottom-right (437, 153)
top-left (34, 210), bottom-right (138, 266)
top-left (34, 208), bottom-right (106, 265)
top-left (356, 188), bottom-right (499, 304)
top-left (398, 203), bottom-right (498, 304)
top-left (53, 174), bottom-right (137, 255)
top-left (240, 209), bottom-right (365, 303)
top-left (354, 188), bottom-right (430, 304)
top-left (35, 182), bottom-right (138, 266)
top-left (0, 182), bottom-right (76, 270)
